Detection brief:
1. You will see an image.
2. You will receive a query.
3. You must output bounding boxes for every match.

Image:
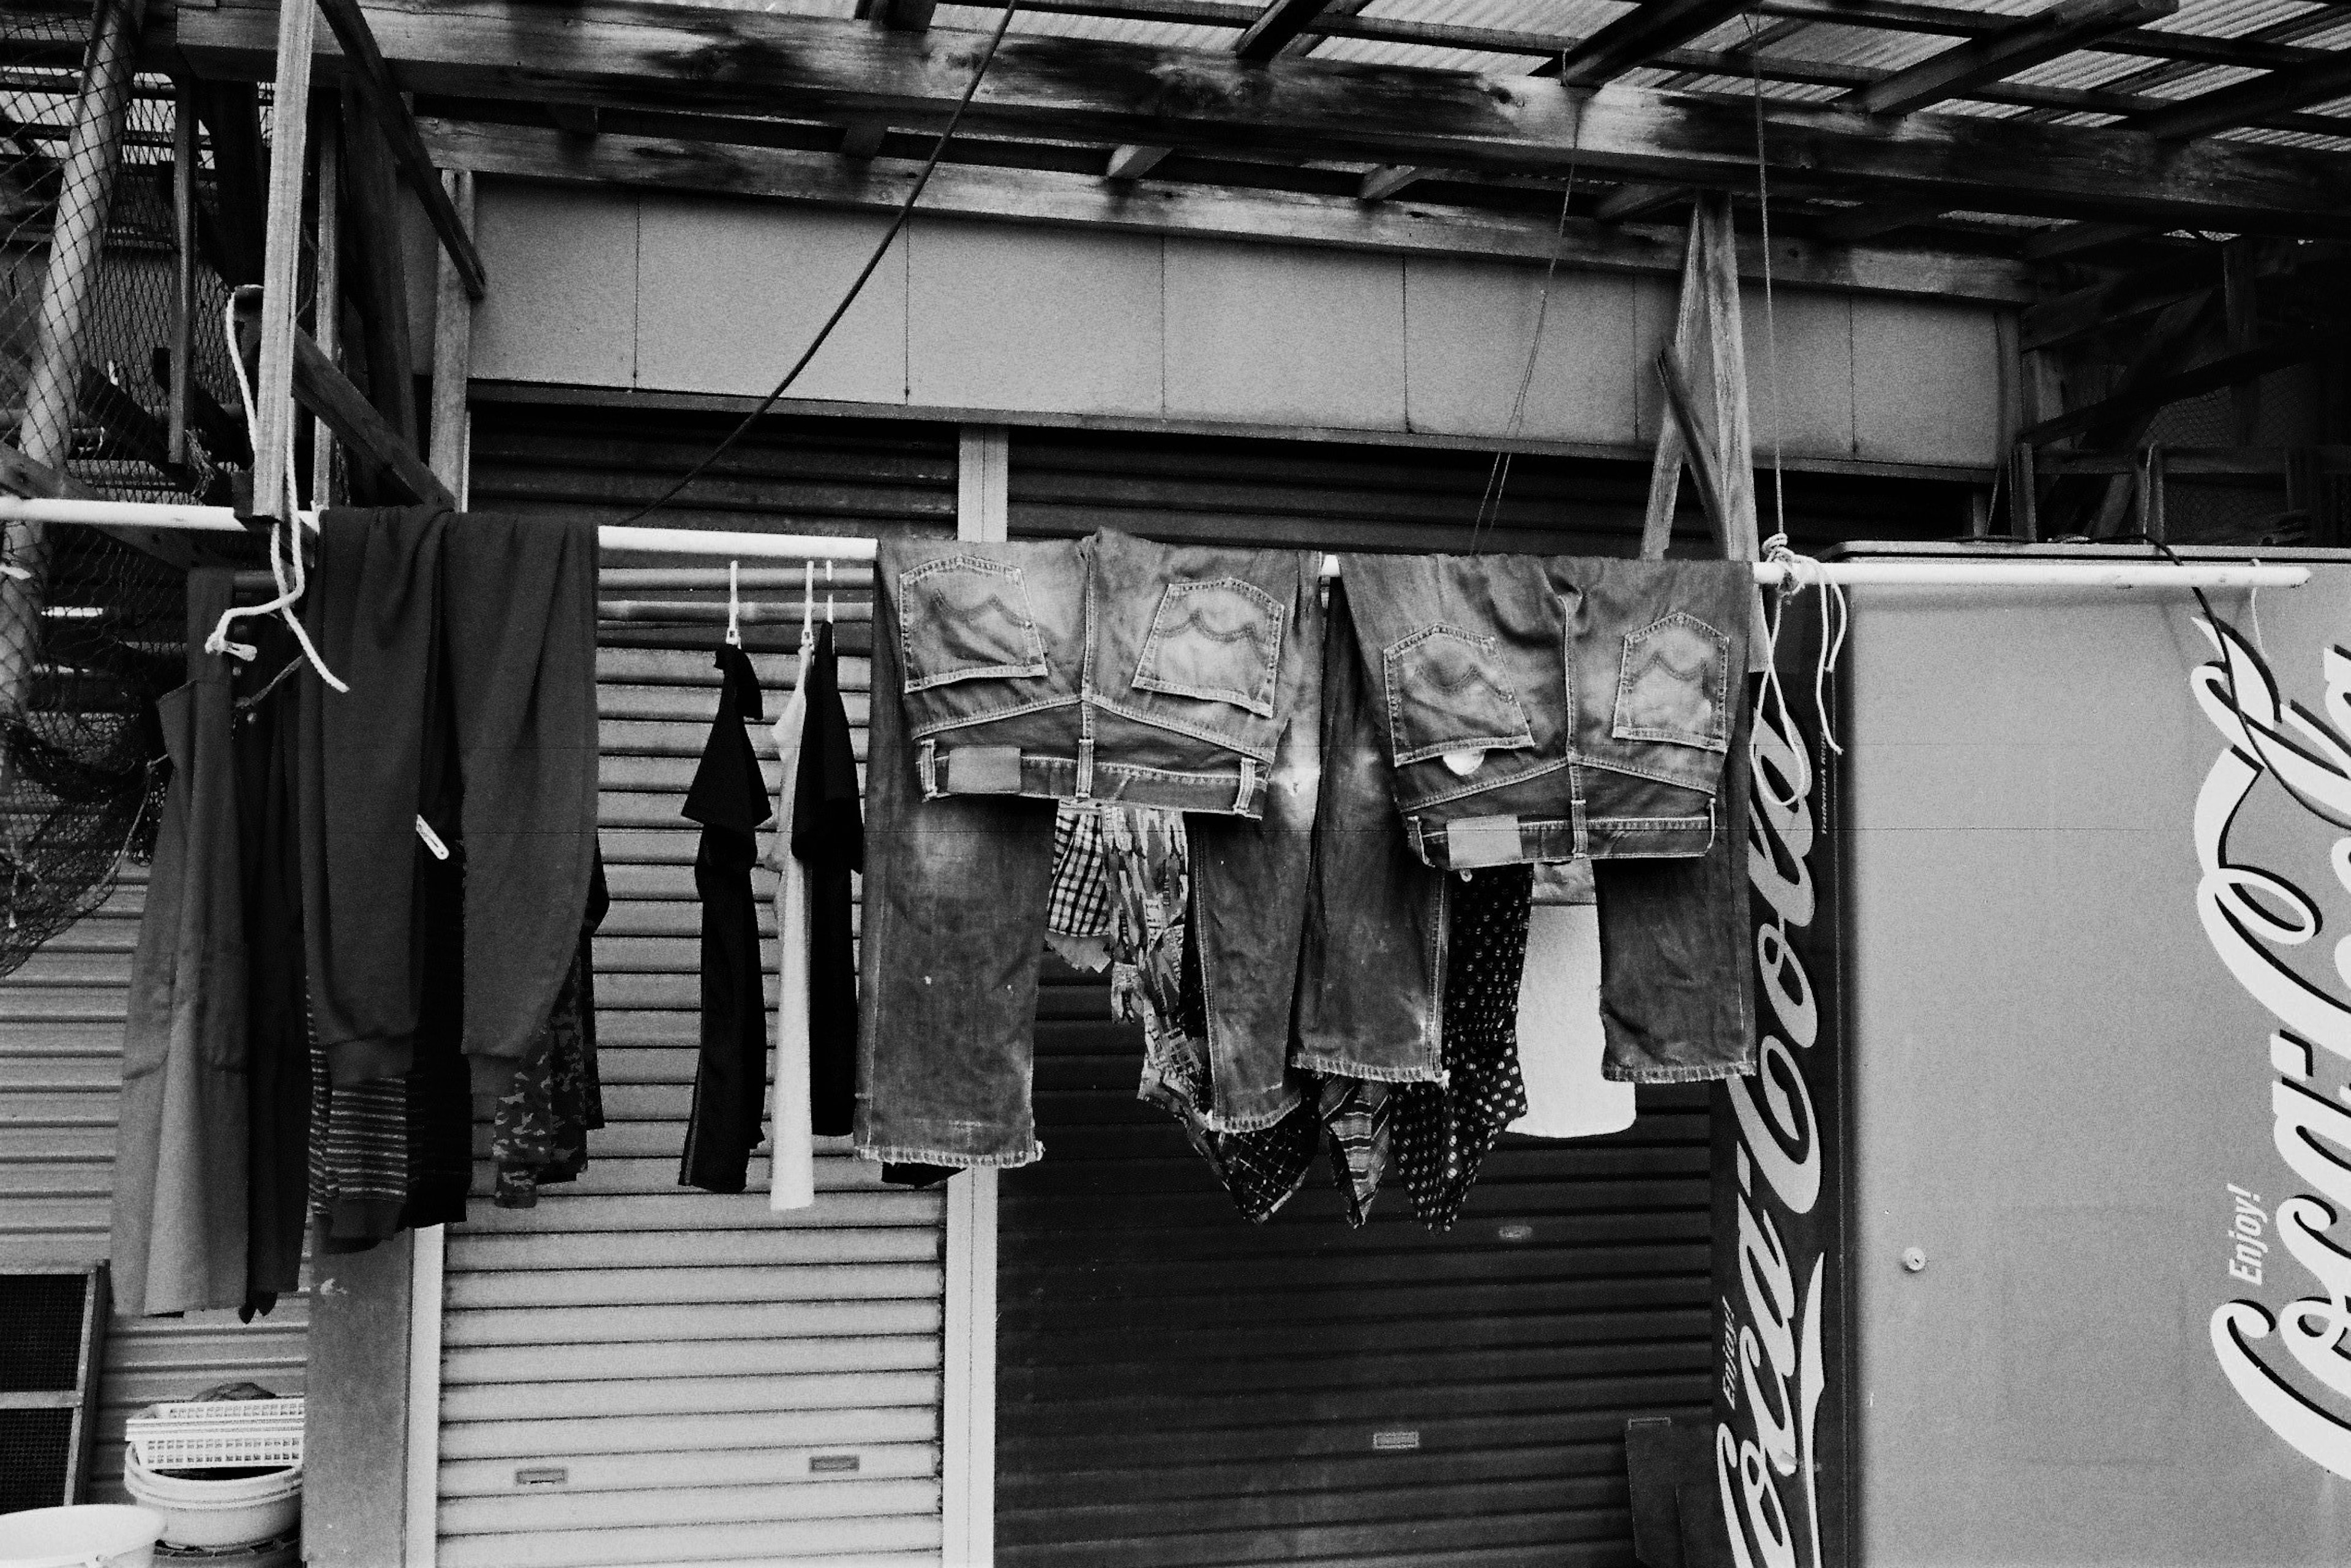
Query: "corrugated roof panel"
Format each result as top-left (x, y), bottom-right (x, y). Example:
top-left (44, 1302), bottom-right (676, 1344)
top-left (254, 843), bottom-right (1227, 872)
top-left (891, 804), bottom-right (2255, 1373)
top-left (1357, 0), bottom-right (1629, 36)
top-left (1309, 34), bottom-right (1537, 69)
top-left (2146, 0), bottom-right (2330, 38)
top-left (934, 1), bottom-right (1235, 49)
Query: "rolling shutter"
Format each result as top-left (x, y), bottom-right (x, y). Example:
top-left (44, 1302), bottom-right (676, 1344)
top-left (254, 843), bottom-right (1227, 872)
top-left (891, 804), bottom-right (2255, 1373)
top-left (993, 427), bottom-right (1944, 1566)
top-left (436, 405), bottom-right (953, 1567)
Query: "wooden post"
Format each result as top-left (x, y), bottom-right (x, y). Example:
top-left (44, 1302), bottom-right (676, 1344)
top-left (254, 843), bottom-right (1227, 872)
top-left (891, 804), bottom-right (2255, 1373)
top-left (0, 0), bottom-right (149, 719)
top-left (252, 0), bottom-right (318, 523)
top-left (427, 168), bottom-right (474, 508)
top-left (1638, 193), bottom-right (1757, 564)
top-left (170, 77), bottom-right (195, 468)
top-left (312, 99), bottom-right (342, 508)
top-left (342, 91), bottom-right (418, 458)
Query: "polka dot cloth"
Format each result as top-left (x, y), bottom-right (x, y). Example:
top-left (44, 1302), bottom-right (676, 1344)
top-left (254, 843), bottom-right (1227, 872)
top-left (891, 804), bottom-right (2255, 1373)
top-left (1395, 864), bottom-right (1534, 1232)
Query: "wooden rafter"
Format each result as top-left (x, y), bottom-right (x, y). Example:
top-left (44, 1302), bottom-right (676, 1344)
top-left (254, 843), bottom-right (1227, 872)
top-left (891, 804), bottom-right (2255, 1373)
top-left (858, 0), bottom-right (941, 31)
top-left (1755, 0), bottom-right (2334, 74)
top-left (1550, 0), bottom-right (1755, 88)
top-left (2131, 53), bottom-right (2351, 140)
top-left (312, 0), bottom-right (484, 299)
top-left (175, 5), bottom-right (2351, 239)
top-left (2023, 336), bottom-right (2325, 447)
top-left (1842, 0), bottom-right (2175, 116)
top-left (1234, 0), bottom-right (1348, 62)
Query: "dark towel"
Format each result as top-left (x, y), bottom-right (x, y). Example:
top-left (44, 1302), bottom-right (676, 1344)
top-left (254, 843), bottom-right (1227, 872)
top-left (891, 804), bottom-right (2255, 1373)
top-left (680, 646), bottom-right (774, 1194)
top-left (793, 623), bottom-right (863, 1136)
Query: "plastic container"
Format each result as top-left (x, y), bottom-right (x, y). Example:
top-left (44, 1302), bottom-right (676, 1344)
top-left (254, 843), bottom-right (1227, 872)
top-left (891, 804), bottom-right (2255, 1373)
top-left (152, 1530), bottom-right (298, 1568)
top-left (120, 1451), bottom-right (301, 1552)
top-left (0, 1504), bottom-right (166, 1568)
top-left (123, 1401), bottom-right (302, 1474)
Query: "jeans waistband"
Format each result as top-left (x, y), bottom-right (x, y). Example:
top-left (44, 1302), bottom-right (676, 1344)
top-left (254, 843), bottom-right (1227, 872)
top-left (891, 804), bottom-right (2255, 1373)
top-left (1406, 803), bottom-right (1715, 868)
top-left (918, 739), bottom-right (1267, 816)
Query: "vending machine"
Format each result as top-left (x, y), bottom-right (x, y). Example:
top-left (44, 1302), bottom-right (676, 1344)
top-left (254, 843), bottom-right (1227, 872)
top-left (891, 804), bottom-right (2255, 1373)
top-left (1712, 544), bottom-right (2351, 1567)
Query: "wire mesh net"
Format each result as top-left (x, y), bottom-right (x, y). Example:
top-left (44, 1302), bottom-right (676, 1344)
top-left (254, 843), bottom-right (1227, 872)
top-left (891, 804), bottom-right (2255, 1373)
top-left (0, 1), bottom-right (246, 977)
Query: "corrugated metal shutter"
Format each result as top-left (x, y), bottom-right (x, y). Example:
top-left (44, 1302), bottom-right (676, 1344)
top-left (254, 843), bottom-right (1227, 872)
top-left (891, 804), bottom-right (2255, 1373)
top-left (993, 428), bottom-right (1944, 1566)
top-left (436, 406), bottom-right (954, 1567)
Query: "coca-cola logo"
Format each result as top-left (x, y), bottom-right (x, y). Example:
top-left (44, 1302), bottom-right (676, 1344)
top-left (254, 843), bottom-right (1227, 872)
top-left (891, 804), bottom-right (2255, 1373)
top-left (1719, 699), bottom-right (1830, 1568)
top-left (2191, 618), bottom-right (2351, 1477)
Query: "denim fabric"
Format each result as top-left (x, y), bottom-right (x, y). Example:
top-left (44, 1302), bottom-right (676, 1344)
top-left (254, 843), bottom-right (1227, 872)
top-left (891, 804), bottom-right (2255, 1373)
top-left (1335, 553), bottom-right (1749, 868)
top-left (1294, 582), bottom-right (1447, 1085)
top-left (885, 531), bottom-right (1318, 817)
top-left (858, 533), bottom-right (1325, 1166)
top-left (1589, 670), bottom-right (1757, 1082)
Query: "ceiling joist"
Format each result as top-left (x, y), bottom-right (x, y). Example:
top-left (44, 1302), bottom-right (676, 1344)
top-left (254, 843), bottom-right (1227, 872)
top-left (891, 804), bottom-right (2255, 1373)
top-left (1841, 0), bottom-right (2175, 116)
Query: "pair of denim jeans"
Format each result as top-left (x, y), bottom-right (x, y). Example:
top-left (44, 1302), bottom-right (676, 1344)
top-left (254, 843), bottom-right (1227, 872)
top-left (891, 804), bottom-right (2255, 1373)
top-left (857, 532), bottom-right (1322, 1168)
top-left (1305, 557), bottom-right (1757, 1086)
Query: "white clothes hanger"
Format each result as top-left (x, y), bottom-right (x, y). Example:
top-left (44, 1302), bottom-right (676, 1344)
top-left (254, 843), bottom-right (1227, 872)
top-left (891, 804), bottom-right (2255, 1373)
top-left (725, 559), bottom-right (743, 648)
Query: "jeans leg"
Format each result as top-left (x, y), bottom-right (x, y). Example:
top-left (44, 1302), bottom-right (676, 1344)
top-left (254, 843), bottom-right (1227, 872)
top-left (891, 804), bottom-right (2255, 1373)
top-left (1591, 673), bottom-right (1758, 1082)
top-left (1183, 560), bottom-right (1324, 1132)
top-left (1293, 582), bottom-right (1446, 1084)
top-left (857, 568), bottom-right (1057, 1168)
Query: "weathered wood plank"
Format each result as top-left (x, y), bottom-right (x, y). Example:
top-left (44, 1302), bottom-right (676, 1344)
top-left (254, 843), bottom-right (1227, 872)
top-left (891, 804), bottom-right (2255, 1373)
top-left (314, 0), bottom-right (486, 297)
top-left (421, 120), bottom-right (2042, 304)
top-left (171, 2), bottom-right (2351, 236)
top-left (1553, 0), bottom-right (1754, 89)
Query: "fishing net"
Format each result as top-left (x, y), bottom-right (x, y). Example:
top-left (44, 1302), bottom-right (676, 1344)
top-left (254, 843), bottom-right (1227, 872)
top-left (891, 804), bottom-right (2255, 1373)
top-left (0, 1), bottom-right (246, 977)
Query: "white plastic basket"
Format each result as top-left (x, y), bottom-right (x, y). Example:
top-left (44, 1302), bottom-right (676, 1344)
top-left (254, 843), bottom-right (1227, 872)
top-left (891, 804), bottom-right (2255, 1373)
top-left (123, 1398), bottom-right (305, 1472)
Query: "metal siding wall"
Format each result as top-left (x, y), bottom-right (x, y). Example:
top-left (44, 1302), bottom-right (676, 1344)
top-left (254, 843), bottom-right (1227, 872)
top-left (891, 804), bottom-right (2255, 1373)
top-left (992, 428), bottom-right (1951, 1567)
top-left (438, 408), bottom-right (953, 1567)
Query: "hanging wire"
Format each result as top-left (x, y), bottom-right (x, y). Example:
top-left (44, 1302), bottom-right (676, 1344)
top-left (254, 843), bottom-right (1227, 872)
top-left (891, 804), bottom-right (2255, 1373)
top-left (1471, 54), bottom-right (1581, 552)
top-left (617, 0), bottom-right (1024, 527)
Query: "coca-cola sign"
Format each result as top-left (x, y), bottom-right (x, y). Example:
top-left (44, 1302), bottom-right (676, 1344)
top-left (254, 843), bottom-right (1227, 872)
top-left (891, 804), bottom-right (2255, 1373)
top-left (2191, 617), bottom-right (2351, 1477)
top-left (1714, 600), bottom-right (1847, 1568)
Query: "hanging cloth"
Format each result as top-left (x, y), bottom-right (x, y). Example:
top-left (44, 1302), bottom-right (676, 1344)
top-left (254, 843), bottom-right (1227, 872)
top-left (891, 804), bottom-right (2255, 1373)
top-left (1510, 899), bottom-right (1637, 1140)
top-left (490, 849), bottom-right (609, 1208)
top-left (793, 621), bottom-right (864, 1137)
top-left (767, 637), bottom-right (816, 1212)
top-left (680, 645), bottom-right (774, 1193)
top-left (111, 569), bottom-right (250, 1316)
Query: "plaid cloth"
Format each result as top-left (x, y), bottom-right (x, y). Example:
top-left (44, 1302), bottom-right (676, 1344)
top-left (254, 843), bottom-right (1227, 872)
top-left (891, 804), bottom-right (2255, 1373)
top-left (1047, 803), bottom-right (1115, 938)
top-left (1321, 1077), bottom-right (1395, 1228)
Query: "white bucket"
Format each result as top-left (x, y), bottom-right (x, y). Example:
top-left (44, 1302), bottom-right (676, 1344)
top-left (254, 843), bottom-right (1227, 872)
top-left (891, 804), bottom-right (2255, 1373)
top-left (0, 1505), bottom-right (166, 1568)
top-left (121, 1451), bottom-right (302, 1551)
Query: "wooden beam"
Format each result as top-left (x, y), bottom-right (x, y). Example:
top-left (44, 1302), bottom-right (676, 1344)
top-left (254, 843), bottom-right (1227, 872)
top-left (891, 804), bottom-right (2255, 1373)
top-left (190, 80), bottom-right (266, 285)
top-left (429, 168), bottom-right (474, 505)
top-left (1842, 0), bottom-right (2175, 116)
top-left (2019, 255), bottom-right (2214, 352)
top-left (1553, 0), bottom-right (1754, 89)
top-left (2021, 220), bottom-right (2156, 261)
top-left (839, 119), bottom-right (888, 159)
top-left (1106, 143), bottom-right (1172, 179)
top-left (234, 288), bottom-right (452, 508)
top-left (2132, 53), bottom-right (2351, 141)
top-left (250, 0), bottom-right (315, 525)
top-left (311, 0), bottom-right (484, 300)
top-left (176, 4), bottom-right (2351, 238)
top-left (1235, 0), bottom-right (1346, 62)
top-left (858, 0), bottom-right (940, 32)
top-left (1655, 345), bottom-right (1731, 540)
top-left (421, 117), bottom-right (2044, 302)
top-left (312, 93), bottom-right (342, 506)
top-left (546, 102), bottom-right (600, 135)
top-left (1595, 181), bottom-right (1684, 222)
top-left (2021, 336), bottom-right (2319, 446)
top-left (342, 89), bottom-right (418, 452)
top-left (169, 76), bottom-right (194, 466)
top-left (1357, 165), bottom-right (1427, 200)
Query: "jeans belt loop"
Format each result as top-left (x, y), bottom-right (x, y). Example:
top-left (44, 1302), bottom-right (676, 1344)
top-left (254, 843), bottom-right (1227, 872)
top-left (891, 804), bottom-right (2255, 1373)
top-left (917, 738), bottom-right (940, 799)
top-left (1076, 735), bottom-right (1095, 800)
top-left (1570, 791), bottom-right (1589, 858)
top-left (1236, 756), bottom-right (1258, 815)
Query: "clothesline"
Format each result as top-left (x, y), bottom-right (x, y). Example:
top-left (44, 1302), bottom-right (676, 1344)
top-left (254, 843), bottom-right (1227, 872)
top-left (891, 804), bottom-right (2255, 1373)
top-left (0, 495), bottom-right (2312, 592)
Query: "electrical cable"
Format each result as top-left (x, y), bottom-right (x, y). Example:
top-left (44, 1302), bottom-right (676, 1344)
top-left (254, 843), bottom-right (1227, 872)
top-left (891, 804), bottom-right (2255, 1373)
top-left (618, 0), bottom-right (1024, 527)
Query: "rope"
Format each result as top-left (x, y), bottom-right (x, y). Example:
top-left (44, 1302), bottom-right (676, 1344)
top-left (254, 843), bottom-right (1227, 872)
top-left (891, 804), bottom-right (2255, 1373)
top-left (207, 296), bottom-right (348, 692)
top-left (1751, 531), bottom-right (1847, 809)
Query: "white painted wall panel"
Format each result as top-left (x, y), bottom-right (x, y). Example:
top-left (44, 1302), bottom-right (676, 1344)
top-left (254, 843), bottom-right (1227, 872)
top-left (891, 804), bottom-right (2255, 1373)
top-left (906, 219), bottom-right (1161, 416)
top-left (1401, 258), bottom-right (1639, 446)
top-left (448, 182), bottom-right (2009, 471)
top-left (1162, 239), bottom-right (1408, 430)
top-left (469, 183), bottom-right (640, 388)
top-left (634, 196), bottom-right (909, 404)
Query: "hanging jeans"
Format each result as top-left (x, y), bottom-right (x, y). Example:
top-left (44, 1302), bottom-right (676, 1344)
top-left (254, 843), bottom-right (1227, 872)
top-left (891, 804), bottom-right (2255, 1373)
top-left (857, 531), bottom-right (1323, 1169)
top-left (1318, 553), bottom-right (1757, 1084)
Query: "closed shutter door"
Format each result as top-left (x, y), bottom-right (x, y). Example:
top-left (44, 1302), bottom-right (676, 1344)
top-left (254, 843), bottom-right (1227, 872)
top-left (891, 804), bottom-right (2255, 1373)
top-left (436, 406), bottom-right (954, 1568)
top-left (995, 429), bottom-right (1944, 1566)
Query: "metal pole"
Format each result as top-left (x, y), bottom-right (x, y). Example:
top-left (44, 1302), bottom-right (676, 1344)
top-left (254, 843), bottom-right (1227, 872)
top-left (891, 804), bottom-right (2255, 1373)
top-left (170, 74), bottom-right (193, 468)
top-left (0, 0), bottom-right (149, 717)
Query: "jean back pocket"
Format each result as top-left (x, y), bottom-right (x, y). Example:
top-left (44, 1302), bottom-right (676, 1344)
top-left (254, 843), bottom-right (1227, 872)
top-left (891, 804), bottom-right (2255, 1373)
top-left (1130, 577), bottom-right (1285, 717)
top-left (1381, 625), bottom-right (1538, 767)
top-left (1611, 612), bottom-right (1730, 751)
top-left (899, 555), bottom-right (1051, 694)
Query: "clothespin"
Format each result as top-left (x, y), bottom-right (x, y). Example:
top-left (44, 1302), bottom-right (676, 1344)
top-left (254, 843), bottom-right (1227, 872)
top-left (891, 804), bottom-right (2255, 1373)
top-left (726, 560), bottom-right (743, 648)
top-left (825, 558), bottom-right (835, 625)
top-left (801, 561), bottom-right (816, 648)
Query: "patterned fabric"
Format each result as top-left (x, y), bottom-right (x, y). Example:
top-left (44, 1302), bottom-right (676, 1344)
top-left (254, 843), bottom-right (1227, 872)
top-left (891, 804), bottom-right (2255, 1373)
top-left (1048, 804), bottom-right (1113, 935)
top-left (306, 1015), bottom-right (409, 1250)
top-left (1321, 1076), bottom-right (1394, 1228)
top-left (492, 952), bottom-right (602, 1208)
top-left (1394, 865), bottom-right (1534, 1231)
